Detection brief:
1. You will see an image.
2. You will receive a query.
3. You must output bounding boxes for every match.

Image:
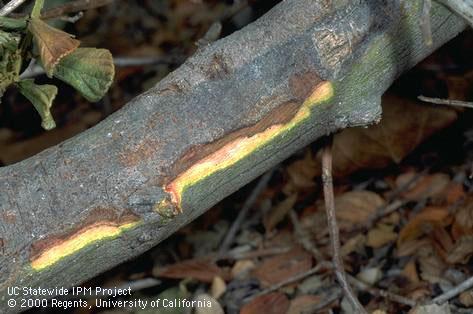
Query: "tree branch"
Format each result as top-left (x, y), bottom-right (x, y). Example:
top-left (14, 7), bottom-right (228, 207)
top-left (0, 1), bottom-right (467, 312)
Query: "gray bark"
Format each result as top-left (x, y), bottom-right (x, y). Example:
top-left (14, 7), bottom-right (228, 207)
top-left (0, 0), bottom-right (466, 312)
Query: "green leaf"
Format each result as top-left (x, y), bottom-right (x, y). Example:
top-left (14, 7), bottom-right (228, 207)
top-left (17, 79), bottom-right (57, 130)
top-left (53, 48), bottom-right (114, 102)
top-left (28, 17), bottom-right (80, 77)
top-left (0, 16), bottom-right (27, 30)
top-left (0, 49), bottom-right (22, 95)
top-left (31, 0), bottom-right (44, 19)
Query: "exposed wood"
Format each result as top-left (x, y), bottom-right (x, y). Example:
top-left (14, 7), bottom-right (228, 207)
top-left (0, 1), bottom-right (467, 312)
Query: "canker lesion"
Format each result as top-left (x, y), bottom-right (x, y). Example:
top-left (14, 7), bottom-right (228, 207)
top-left (164, 81), bottom-right (334, 210)
top-left (29, 208), bottom-right (139, 271)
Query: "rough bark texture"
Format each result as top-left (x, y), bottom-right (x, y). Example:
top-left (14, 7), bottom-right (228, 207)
top-left (0, 0), bottom-right (466, 311)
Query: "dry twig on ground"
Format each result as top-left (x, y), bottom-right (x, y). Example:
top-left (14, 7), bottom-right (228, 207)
top-left (432, 275), bottom-right (473, 305)
top-left (322, 136), bottom-right (367, 314)
top-left (418, 95), bottom-right (473, 108)
top-left (0, 0), bottom-right (28, 16)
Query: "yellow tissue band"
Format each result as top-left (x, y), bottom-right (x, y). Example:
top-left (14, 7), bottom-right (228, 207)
top-left (166, 81), bottom-right (334, 207)
top-left (31, 221), bottom-right (138, 271)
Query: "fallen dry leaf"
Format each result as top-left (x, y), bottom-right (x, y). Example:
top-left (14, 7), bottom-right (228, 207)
top-left (286, 151), bottom-right (318, 190)
top-left (401, 174), bottom-right (450, 201)
top-left (327, 93), bottom-right (457, 177)
top-left (418, 245), bottom-right (447, 284)
top-left (402, 259), bottom-right (420, 284)
top-left (287, 295), bottom-right (321, 314)
top-left (398, 206), bottom-right (450, 246)
top-left (452, 196), bottom-right (473, 238)
top-left (397, 239), bottom-right (432, 257)
top-left (153, 257), bottom-right (228, 283)
top-left (341, 234), bottom-right (366, 256)
top-left (431, 226), bottom-right (454, 261)
top-left (459, 290), bottom-right (473, 307)
top-left (264, 194), bottom-right (298, 232)
top-left (367, 223), bottom-right (398, 248)
top-left (445, 182), bottom-right (465, 205)
top-left (241, 292), bottom-right (289, 314)
top-left (446, 235), bottom-right (473, 264)
top-left (252, 247), bottom-right (312, 287)
top-left (286, 93), bottom-right (456, 179)
top-left (334, 191), bottom-right (385, 228)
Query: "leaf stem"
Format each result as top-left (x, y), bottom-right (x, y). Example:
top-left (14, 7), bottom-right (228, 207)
top-left (31, 0), bottom-right (44, 18)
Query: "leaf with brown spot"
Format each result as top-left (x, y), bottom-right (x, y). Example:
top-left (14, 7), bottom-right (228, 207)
top-left (153, 257), bottom-right (228, 283)
top-left (53, 48), bottom-right (115, 102)
top-left (241, 292), bottom-right (289, 314)
top-left (29, 18), bottom-right (80, 77)
top-left (252, 247), bottom-right (312, 287)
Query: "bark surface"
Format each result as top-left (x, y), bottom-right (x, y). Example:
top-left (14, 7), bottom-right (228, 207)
top-left (0, 0), bottom-right (466, 311)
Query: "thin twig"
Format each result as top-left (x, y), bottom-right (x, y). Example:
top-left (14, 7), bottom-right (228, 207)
top-left (322, 136), bottom-right (367, 314)
top-left (291, 207), bottom-right (415, 309)
top-left (246, 262), bottom-right (331, 301)
top-left (113, 56), bottom-right (185, 67)
top-left (217, 169), bottom-right (274, 257)
top-left (364, 199), bottom-right (407, 230)
top-left (289, 210), bottom-right (325, 262)
top-left (347, 274), bottom-right (417, 307)
top-left (432, 275), bottom-right (473, 304)
top-left (0, 0), bottom-right (28, 16)
top-left (58, 11), bottom-right (83, 23)
top-left (419, 95), bottom-right (473, 108)
top-left (218, 246), bottom-right (291, 261)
